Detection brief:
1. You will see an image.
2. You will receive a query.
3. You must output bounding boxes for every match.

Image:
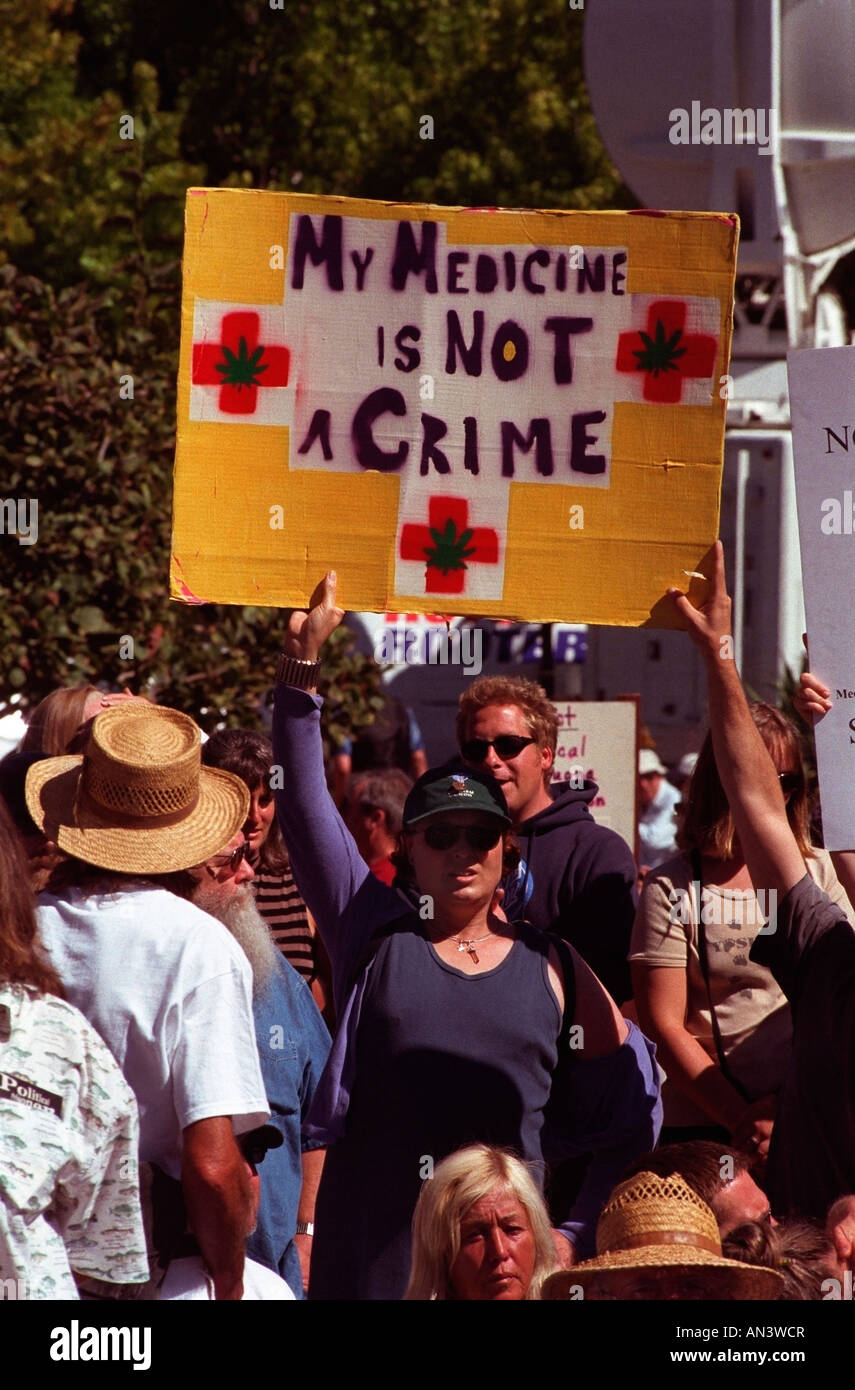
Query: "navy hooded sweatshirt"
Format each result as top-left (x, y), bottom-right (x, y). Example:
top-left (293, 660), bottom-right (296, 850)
top-left (511, 779), bottom-right (638, 1004)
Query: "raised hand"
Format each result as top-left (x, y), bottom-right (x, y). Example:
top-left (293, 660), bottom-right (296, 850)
top-left (667, 540), bottom-right (733, 662)
top-left (283, 571), bottom-right (345, 662)
top-left (794, 670), bottom-right (832, 726)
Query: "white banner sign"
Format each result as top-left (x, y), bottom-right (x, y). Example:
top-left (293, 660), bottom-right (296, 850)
top-left (788, 344), bottom-right (855, 850)
top-left (551, 700), bottom-right (637, 853)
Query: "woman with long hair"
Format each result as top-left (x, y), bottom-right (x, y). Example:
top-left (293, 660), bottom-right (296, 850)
top-left (0, 797), bottom-right (148, 1297)
top-left (631, 702), bottom-right (852, 1156)
top-left (20, 683), bottom-right (140, 755)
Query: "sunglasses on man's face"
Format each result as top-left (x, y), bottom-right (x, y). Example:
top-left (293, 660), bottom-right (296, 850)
top-left (460, 735), bottom-right (535, 763)
top-left (778, 772), bottom-right (801, 794)
top-left (206, 840), bottom-right (251, 875)
top-left (417, 822), bottom-right (503, 852)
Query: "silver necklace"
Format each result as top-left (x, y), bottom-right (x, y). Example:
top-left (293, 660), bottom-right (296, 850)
top-left (450, 932), bottom-right (493, 964)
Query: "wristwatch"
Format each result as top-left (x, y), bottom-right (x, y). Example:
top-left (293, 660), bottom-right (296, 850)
top-left (295, 1222), bottom-right (314, 1237)
top-left (275, 654), bottom-right (322, 689)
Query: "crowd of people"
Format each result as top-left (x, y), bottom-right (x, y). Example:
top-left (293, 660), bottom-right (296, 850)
top-left (2, 544), bottom-right (855, 1301)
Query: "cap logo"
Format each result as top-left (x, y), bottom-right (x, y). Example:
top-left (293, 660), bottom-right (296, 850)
top-left (448, 775), bottom-right (474, 798)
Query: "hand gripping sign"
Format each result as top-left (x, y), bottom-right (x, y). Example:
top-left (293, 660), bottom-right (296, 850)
top-left (171, 191), bottom-right (738, 624)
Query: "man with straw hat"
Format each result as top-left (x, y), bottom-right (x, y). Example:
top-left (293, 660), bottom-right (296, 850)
top-left (542, 1171), bottom-right (784, 1299)
top-left (26, 702), bottom-right (270, 1301)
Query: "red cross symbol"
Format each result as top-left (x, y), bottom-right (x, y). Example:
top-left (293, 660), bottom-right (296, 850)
top-left (399, 497), bottom-right (500, 595)
top-left (616, 300), bottom-right (717, 404)
top-left (191, 311), bottom-right (290, 415)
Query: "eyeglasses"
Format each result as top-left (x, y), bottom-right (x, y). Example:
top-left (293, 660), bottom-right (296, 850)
top-left (417, 822), bottom-right (503, 852)
top-left (206, 839), bottom-right (251, 875)
top-left (778, 773), bottom-right (801, 794)
top-left (460, 735), bottom-right (535, 763)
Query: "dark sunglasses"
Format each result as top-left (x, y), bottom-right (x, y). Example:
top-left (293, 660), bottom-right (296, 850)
top-left (778, 772), bottom-right (801, 794)
top-left (418, 822), bottom-right (503, 852)
top-left (460, 735), bottom-right (534, 762)
top-left (206, 839), bottom-right (251, 875)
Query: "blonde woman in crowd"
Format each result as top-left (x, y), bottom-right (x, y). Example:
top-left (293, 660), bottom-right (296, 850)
top-left (405, 1145), bottom-right (558, 1301)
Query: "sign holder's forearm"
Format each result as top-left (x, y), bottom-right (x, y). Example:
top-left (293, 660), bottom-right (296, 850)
top-left (672, 542), bottom-right (805, 904)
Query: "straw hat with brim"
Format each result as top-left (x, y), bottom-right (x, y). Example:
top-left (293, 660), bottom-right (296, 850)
top-left (25, 703), bottom-right (249, 875)
top-left (541, 1172), bottom-right (784, 1300)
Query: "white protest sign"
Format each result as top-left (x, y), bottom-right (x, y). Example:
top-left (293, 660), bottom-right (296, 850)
top-left (551, 700), bottom-right (637, 854)
top-left (788, 344), bottom-right (855, 850)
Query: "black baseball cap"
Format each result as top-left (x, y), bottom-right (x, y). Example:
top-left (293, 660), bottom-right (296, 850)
top-left (402, 761), bottom-right (511, 828)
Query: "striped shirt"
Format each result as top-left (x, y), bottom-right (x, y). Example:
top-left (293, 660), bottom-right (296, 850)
top-left (252, 862), bottom-right (315, 982)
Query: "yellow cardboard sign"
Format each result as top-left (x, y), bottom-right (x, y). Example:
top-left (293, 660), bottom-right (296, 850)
top-left (171, 191), bottom-right (738, 623)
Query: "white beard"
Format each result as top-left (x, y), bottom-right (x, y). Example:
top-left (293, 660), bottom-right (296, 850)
top-left (193, 882), bottom-right (279, 996)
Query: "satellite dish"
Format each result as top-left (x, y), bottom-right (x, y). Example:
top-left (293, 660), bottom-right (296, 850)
top-left (584, 0), bottom-right (855, 259)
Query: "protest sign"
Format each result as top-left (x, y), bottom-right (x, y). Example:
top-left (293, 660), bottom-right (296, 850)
top-left (171, 191), bottom-right (738, 623)
top-left (551, 699), bottom-right (638, 854)
top-left (788, 344), bottom-right (855, 850)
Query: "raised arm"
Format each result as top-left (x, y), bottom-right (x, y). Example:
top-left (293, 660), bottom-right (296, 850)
top-left (669, 542), bottom-right (805, 901)
top-left (272, 572), bottom-right (410, 998)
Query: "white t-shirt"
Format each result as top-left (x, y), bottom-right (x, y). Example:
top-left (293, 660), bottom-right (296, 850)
top-left (0, 982), bottom-right (149, 1299)
top-left (37, 883), bottom-right (269, 1180)
top-left (639, 780), bottom-right (682, 868)
top-left (156, 1255), bottom-right (295, 1301)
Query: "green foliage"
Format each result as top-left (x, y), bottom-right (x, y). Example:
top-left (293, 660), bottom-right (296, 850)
top-left (0, 0), bottom-right (625, 743)
top-left (0, 3), bottom-right (204, 285)
top-left (0, 261), bottom-right (384, 736)
top-left (777, 657), bottom-right (817, 787)
top-left (317, 627), bottom-right (387, 762)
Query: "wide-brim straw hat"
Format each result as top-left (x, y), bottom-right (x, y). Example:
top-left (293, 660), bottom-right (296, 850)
top-left (25, 703), bottom-right (249, 875)
top-left (542, 1172), bottom-right (784, 1300)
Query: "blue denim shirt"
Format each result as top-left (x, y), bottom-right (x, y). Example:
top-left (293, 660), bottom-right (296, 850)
top-left (247, 951), bottom-right (330, 1298)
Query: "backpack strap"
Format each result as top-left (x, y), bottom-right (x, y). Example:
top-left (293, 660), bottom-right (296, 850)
top-left (551, 934), bottom-right (577, 1046)
top-left (690, 848), bottom-right (751, 1104)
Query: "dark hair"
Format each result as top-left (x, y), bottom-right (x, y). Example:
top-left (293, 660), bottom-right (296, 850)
top-left (620, 1141), bottom-right (752, 1206)
top-left (201, 728), bottom-right (288, 873)
top-left (390, 827), bottom-right (521, 887)
top-left (0, 751), bottom-right (49, 835)
top-left (677, 702), bottom-right (813, 860)
top-left (44, 859), bottom-right (196, 902)
top-left (723, 1219), bottom-right (833, 1300)
top-left (0, 797), bottom-right (64, 996)
top-left (346, 767), bottom-right (413, 838)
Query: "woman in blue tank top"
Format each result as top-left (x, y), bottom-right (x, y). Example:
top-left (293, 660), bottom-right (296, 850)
top-left (272, 574), bottom-right (662, 1299)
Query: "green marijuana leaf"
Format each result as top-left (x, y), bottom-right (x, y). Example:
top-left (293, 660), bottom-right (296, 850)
top-left (423, 518), bottom-right (476, 574)
top-left (215, 336), bottom-right (269, 390)
top-left (632, 320), bottom-right (687, 377)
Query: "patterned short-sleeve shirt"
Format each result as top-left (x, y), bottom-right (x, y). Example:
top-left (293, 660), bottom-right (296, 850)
top-left (0, 983), bottom-right (149, 1300)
